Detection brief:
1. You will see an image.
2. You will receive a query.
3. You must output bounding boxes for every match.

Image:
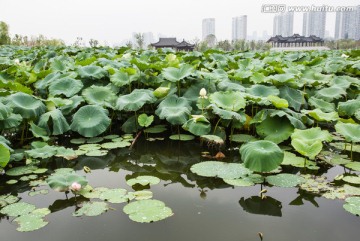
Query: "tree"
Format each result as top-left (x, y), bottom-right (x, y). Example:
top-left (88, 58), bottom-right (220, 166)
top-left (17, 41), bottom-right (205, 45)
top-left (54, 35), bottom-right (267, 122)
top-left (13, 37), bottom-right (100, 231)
top-left (0, 21), bottom-right (10, 45)
top-left (205, 34), bottom-right (216, 47)
top-left (216, 40), bottom-right (232, 51)
top-left (89, 39), bottom-right (99, 48)
top-left (134, 33), bottom-right (144, 49)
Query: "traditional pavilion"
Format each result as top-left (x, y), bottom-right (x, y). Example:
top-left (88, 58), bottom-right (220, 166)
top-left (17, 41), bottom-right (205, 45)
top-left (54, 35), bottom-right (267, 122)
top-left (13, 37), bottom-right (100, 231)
top-left (267, 34), bottom-right (324, 48)
top-left (151, 38), bottom-right (195, 51)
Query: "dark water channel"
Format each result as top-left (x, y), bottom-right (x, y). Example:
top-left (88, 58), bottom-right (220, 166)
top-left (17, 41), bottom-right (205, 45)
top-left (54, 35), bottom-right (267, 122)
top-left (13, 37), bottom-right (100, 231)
top-left (0, 139), bottom-right (359, 241)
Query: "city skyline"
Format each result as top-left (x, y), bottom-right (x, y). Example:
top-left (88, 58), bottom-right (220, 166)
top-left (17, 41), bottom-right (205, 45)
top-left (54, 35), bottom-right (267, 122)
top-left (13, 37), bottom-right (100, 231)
top-left (1, 0), bottom-right (359, 45)
top-left (232, 16), bottom-right (247, 40)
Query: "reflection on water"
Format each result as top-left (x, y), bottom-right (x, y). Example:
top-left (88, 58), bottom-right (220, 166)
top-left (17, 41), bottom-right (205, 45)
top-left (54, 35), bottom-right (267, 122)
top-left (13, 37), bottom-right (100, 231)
top-left (0, 139), bottom-right (360, 241)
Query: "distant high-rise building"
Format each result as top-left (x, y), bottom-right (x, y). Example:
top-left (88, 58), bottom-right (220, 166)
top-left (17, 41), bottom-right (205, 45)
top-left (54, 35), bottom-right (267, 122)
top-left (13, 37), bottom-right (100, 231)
top-left (335, 6), bottom-right (360, 40)
top-left (302, 12), bottom-right (326, 38)
top-left (202, 18), bottom-right (215, 40)
top-left (273, 12), bottom-right (293, 37)
top-left (232, 15), bottom-right (247, 40)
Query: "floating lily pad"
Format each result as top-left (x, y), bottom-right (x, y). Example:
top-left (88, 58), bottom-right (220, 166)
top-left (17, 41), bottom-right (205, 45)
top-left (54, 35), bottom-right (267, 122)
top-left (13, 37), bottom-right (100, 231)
top-left (28, 189), bottom-right (49, 197)
top-left (266, 174), bottom-right (305, 188)
top-left (190, 161), bottom-right (252, 179)
top-left (281, 151), bottom-right (318, 169)
top-left (99, 188), bottom-right (129, 203)
top-left (86, 137), bottom-right (104, 144)
top-left (55, 147), bottom-right (78, 160)
top-left (345, 162), bottom-right (360, 171)
top-left (6, 166), bottom-right (38, 176)
top-left (144, 125), bottom-right (167, 134)
top-left (0, 195), bottom-right (19, 207)
top-left (32, 168), bottom-right (48, 174)
top-left (223, 174), bottom-right (264, 187)
top-left (85, 150), bottom-right (108, 156)
top-left (169, 134), bottom-right (195, 141)
top-left (126, 176), bottom-right (161, 187)
top-left (103, 134), bottom-right (120, 140)
top-left (132, 191), bottom-right (153, 200)
top-left (73, 201), bottom-right (109, 217)
top-left (54, 168), bottom-right (75, 174)
top-left (78, 186), bottom-right (108, 199)
top-left (20, 174), bottom-right (38, 182)
top-left (14, 213), bottom-right (48, 232)
top-left (70, 138), bottom-right (86, 144)
top-left (78, 144), bottom-right (101, 151)
top-left (230, 134), bottom-right (257, 143)
top-left (6, 179), bottom-right (18, 185)
top-left (101, 141), bottom-right (131, 149)
top-left (343, 176), bottom-right (360, 185)
top-left (123, 199), bottom-right (173, 223)
top-left (47, 172), bottom-right (87, 192)
top-left (0, 202), bottom-right (36, 216)
top-left (343, 197), bottom-right (360, 216)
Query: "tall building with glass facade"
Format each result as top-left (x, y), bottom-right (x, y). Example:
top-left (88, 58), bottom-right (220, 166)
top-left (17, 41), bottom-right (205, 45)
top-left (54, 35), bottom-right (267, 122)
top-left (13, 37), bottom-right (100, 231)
top-left (202, 18), bottom-right (215, 40)
top-left (273, 12), bottom-right (293, 37)
top-left (302, 12), bottom-right (326, 38)
top-left (232, 15), bottom-right (247, 40)
top-left (335, 6), bottom-right (360, 40)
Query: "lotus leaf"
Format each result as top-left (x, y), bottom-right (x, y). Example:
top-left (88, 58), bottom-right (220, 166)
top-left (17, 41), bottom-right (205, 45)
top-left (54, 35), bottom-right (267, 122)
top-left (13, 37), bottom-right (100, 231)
top-left (110, 70), bottom-right (138, 87)
top-left (144, 125), bottom-right (167, 134)
top-left (0, 202), bottom-right (36, 216)
top-left (46, 172), bottom-right (88, 192)
top-left (99, 188), bottom-right (129, 203)
top-left (153, 86), bottom-right (170, 98)
top-left (182, 115), bottom-right (211, 136)
top-left (82, 85), bottom-right (117, 108)
top-left (267, 95), bottom-right (289, 109)
top-left (0, 195), bottom-right (19, 207)
top-left (0, 113), bottom-right (22, 129)
top-left (279, 86), bottom-right (303, 111)
top-left (60, 95), bottom-right (84, 115)
top-left (155, 95), bottom-right (192, 125)
top-left (85, 150), bottom-right (108, 156)
top-left (38, 109), bottom-right (70, 135)
top-left (209, 91), bottom-right (246, 111)
top-left (73, 201), bottom-right (109, 217)
top-left (162, 64), bottom-right (193, 82)
top-left (103, 134), bottom-right (120, 140)
top-left (209, 104), bottom-right (246, 121)
top-left (6, 92), bottom-right (46, 119)
top-left (26, 145), bottom-right (58, 159)
top-left (6, 180), bottom-right (18, 185)
top-left (266, 174), bottom-right (305, 188)
top-left (6, 166), bottom-right (39, 176)
top-left (116, 89), bottom-right (156, 112)
top-left (338, 99), bottom-right (360, 117)
top-left (345, 162), bottom-right (360, 171)
top-left (240, 140), bottom-right (284, 172)
top-left (190, 161), bottom-right (252, 179)
top-left (126, 176), bottom-right (161, 187)
top-left (48, 77), bottom-right (83, 97)
top-left (123, 199), bottom-right (173, 223)
top-left (0, 144), bottom-right (10, 168)
top-left (14, 213), bottom-right (48, 232)
top-left (230, 134), bottom-right (257, 143)
top-left (223, 174), bottom-right (264, 187)
top-left (77, 65), bottom-right (108, 80)
top-left (131, 191), bottom-right (153, 200)
top-left (343, 176), bottom-right (360, 185)
top-left (343, 197), bottom-right (360, 216)
top-left (138, 114), bottom-right (154, 127)
top-left (282, 151), bottom-right (318, 169)
top-left (200, 135), bottom-right (224, 145)
top-left (0, 102), bottom-right (11, 120)
top-left (86, 137), bottom-right (104, 143)
top-left (246, 84), bottom-right (280, 97)
top-left (78, 143), bottom-right (101, 150)
top-left (315, 86), bottom-right (346, 102)
top-left (302, 109), bottom-right (339, 122)
top-left (335, 122), bottom-right (360, 143)
top-left (308, 97), bottom-right (335, 113)
top-left (169, 134), bottom-right (195, 141)
top-left (28, 189), bottom-right (49, 197)
top-left (101, 141), bottom-right (131, 149)
top-left (256, 116), bottom-right (294, 144)
top-left (70, 105), bottom-right (110, 137)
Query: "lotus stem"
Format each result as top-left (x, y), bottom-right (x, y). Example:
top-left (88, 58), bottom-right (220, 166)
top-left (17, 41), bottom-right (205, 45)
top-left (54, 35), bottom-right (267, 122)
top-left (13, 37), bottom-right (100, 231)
top-left (350, 142), bottom-right (353, 160)
top-left (20, 121), bottom-right (27, 145)
top-left (177, 125), bottom-right (180, 140)
top-left (134, 111), bottom-right (138, 131)
top-left (178, 81), bottom-right (180, 96)
top-left (213, 118), bottom-right (222, 134)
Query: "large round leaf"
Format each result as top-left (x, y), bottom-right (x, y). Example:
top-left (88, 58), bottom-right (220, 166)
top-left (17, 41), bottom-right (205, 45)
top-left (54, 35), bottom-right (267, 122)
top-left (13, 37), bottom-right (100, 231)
top-left (240, 140), bottom-right (284, 172)
top-left (162, 64), bottom-right (193, 82)
top-left (209, 91), bottom-right (246, 111)
top-left (338, 99), bottom-right (360, 117)
top-left (302, 109), bottom-right (339, 122)
top-left (0, 102), bottom-right (11, 120)
top-left (155, 95), bottom-right (192, 125)
top-left (266, 174), bottom-right (305, 188)
top-left (48, 77), bottom-right (83, 97)
top-left (116, 89), bottom-right (156, 112)
top-left (70, 105), bottom-right (111, 137)
top-left (308, 97), bottom-right (335, 113)
top-left (256, 116), bottom-right (294, 144)
top-left (335, 122), bottom-right (360, 143)
top-left (77, 65), bottom-right (108, 80)
top-left (279, 86), bottom-right (303, 111)
top-left (123, 199), bottom-right (173, 223)
top-left (82, 85), bottom-right (117, 108)
top-left (190, 161), bottom-right (252, 179)
top-left (38, 109), bottom-right (70, 135)
top-left (246, 85), bottom-right (279, 97)
top-left (182, 115), bottom-right (211, 136)
top-left (0, 144), bottom-right (10, 168)
top-left (46, 172), bottom-right (88, 192)
top-left (314, 86), bottom-right (346, 102)
top-left (6, 92), bottom-right (46, 119)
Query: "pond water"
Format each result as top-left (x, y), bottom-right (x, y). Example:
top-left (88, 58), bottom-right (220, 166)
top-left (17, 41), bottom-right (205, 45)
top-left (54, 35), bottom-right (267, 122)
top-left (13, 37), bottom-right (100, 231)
top-left (1, 139), bottom-right (359, 241)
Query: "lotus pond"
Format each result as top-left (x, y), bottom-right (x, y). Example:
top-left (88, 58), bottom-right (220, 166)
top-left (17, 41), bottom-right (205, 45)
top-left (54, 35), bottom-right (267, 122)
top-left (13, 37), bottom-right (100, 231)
top-left (0, 46), bottom-right (359, 240)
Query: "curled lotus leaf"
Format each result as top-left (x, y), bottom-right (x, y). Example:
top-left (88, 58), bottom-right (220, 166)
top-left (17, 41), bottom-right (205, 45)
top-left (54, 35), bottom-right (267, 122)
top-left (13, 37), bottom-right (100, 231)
top-left (0, 102), bottom-right (11, 120)
top-left (77, 65), bottom-right (108, 80)
top-left (162, 64), bottom-right (193, 82)
top-left (302, 109), bottom-right (339, 122)
top-left (291, 127), bottom-right (332, 143)
top-left (256, 116), bottom-right (294, 144)
top-left (6, 92), bottom-right (46, 119)
top-left (314, 86), bottom-right (346, 102)
top-left (308, 97), bottom-right (335, 113)
top-left (335, 122), bottom-right (360, 143)
top-left (155, 95), bottom-right (192, 125)
top-left (116, 89), bottom-right (156, 112)
top-left (48, 77), bottom-right (83, 97)
top-left (123, 199), bottom-right (173, 223)
top-left (82, 85), bottom-right (117, 108)
top-left (182, 115), bottom-right (211, 136)
top-left (338, 99), bottom-right (360, 117)
top-left (267, 95), bottom-right (289, 109)
top-left (70, 105), bottom-right (111, 137)
top-left (38, 109), bottom-right (70, 135)
top-left (240, 140), bottom-right (284, 172)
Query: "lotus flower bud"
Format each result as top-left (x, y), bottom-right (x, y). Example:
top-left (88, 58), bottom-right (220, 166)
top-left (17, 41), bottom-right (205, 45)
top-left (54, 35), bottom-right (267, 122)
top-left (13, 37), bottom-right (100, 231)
top-left (341, 54), bottom-right (349, 58)
top-left (14, 59), bottom-right (20, 65)
top-left (199, 88), bottom-right (207, 98)
top-left (70, 182), bottom-right (82, 192)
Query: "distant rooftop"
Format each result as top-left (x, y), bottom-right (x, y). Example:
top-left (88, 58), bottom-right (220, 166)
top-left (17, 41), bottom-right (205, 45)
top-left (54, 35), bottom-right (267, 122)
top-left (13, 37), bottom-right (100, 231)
top-left (151, 38), bottom-right (195, 51)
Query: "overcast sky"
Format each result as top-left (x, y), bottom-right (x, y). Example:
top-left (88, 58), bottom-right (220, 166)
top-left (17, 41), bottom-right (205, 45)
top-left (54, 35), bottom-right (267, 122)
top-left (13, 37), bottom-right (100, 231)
top-left (1, 0), bottom-right (359, 45)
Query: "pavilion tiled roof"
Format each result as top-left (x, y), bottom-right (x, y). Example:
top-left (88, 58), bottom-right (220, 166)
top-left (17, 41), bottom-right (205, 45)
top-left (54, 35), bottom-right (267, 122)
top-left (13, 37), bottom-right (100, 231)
top-left (267, 34), bottom-right (324, 43)
top-left (151, 38), bottom-right (180, 47)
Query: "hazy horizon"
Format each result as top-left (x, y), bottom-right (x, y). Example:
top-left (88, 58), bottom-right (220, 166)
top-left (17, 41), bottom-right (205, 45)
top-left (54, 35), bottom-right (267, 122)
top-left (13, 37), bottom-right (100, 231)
top-left (1, 0), bottom-right (359, 46)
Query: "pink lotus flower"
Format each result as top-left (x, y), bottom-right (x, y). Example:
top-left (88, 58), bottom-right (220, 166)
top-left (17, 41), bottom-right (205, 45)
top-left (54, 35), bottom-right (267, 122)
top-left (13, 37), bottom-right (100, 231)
top-left (70, 182), bottom-right (82, 192)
